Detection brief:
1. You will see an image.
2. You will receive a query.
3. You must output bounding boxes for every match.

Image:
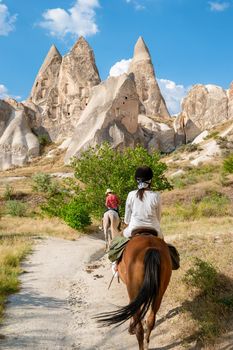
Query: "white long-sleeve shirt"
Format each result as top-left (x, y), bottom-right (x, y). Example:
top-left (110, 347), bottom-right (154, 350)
top-left (123, 190), bottom-right (163, 238)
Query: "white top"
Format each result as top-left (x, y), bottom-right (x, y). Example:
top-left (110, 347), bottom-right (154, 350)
top-left (123, 190), bottom-right (163, 238)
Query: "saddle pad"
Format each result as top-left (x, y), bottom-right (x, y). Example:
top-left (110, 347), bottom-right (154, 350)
top-left (108, 236), bottom-right (130, 262)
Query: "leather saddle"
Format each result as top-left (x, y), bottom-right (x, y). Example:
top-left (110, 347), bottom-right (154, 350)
top-left (131, 227), bottom-right (158, 237)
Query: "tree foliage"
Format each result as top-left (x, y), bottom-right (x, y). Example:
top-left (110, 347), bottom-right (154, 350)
top-left (71, 143), bottom-right (172, 217)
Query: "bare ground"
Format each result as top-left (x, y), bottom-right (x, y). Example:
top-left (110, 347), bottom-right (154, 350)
top-left (0, 234), bottom-right (232, 350)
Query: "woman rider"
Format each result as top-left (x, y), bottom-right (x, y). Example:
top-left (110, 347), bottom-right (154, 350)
top-left (123, 165), bottom-right (163, 239)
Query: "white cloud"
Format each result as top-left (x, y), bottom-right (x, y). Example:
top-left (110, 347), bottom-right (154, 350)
top-left (158, 79), bottom-right (189, 116)
top-left (39, 0), bottom-right (100, 38)
top-left (109, 58), bottom-right (132, 77)
top-left (125, 0), bottom-right (146, 10)
top-left (0, 84), bottom-right (8, 98)
top-left (0, 84), bottom-right (21, 100)
top-left (109, 59), bottom-right (188, 116)
top-left (0, 1), bottom-right (17, 36)
top-left (208, 1), bottom-right (230, 11)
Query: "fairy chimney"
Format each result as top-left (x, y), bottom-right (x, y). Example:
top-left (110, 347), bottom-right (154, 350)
top-left (28, 37), bottom-right (101, 142)
top-left (56, 36), bottom-right (101, 141)
top-left (128, 37), bottom-right (170, 120)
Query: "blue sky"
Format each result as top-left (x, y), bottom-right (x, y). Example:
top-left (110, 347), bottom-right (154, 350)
top-left (0, 0), bottom-right (233, 114)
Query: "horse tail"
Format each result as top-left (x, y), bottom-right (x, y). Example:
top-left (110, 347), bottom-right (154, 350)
top-left (96, 248), bottom-right (161, 327)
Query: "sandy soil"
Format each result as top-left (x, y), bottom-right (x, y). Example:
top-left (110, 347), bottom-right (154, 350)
top-left (0, 234), bottom-right (230, 350)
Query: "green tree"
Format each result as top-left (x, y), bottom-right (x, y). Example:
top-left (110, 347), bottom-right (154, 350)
top-left (71, 143), bottom-right (172, 217)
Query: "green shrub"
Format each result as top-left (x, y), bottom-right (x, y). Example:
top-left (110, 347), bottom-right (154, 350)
top-left (5, 200), bottom-right (28, 217)
top-left (183, 258), bottom-right (218, 296)
top-left (40, 192), bottom-right (67, 217)
top-left (71, 143), bottom-right (172, 217)
top-left (3, 184), bottom-right (13, 200)
top-left (38, 134), bottom-right (51, 147)
top-left (32, 172), bottom-right (59, 196)
top-left (61, 199), bottom-right (91, 230)
top-left (223, 153), bottom-right (233, 174)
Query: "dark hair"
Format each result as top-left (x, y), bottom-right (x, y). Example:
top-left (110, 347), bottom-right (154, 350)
top-left (135, 166), bottom-right (153, 201)
top-left (135, 166), bottom-right (153, 182)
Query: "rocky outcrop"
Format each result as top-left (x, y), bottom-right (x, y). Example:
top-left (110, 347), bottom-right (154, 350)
top-left (28, 37), bottom-right (101, 142)
top-left (173, 114), bottom-right (201, 146)
top-left (65, 74), bottom-right (140, 162)
top-left (138, 115), bottom-right (175, 153)
top-left (128, 37), bottom-right (170, 120)
top-left (0, 100), bottom-right (39, 170)
top-left (181, 84), bottom-right (229, 130)
top-left (228, 82), bottom-right (233, 120)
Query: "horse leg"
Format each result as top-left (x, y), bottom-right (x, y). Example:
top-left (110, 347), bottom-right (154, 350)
top-left (103, 216), bottom-right (109, 251)
top-left (110, 215), bottom-right (120, 239)
top-left (144, 297), bottom-right (163, 349)
top-left (134, 313), bottom-right (144, 350)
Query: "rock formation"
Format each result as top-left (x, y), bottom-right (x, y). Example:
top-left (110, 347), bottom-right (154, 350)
top-left (0, 99), bottom-right (39, 170)
top-left (28, 37), bottom-right (101, 142)
top-left (138, 115), bottom-right (175, 153)
top-left (173, 114), bottom-right (201, 146)
top-left (228, 82), bottom-right (233, 120)
top-left (65, 74), bottom-right (140, 162)
top-left (181, 84), bottom-right (229, 130)
top-left (128, 37), bottom-right (170, 120)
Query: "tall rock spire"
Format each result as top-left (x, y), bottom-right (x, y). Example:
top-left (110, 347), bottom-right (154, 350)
top-left (30, 45), bottom-right (62, 104)
top-left (128, 37), bottom-right (170, 119)
top-left (28, 37), bottom-right (101, 142)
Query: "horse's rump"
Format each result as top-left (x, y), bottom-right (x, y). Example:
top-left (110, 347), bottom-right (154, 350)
top-left (97, 235), bottom-right (172, 327)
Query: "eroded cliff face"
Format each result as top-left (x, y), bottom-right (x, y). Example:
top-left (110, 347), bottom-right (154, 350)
top-left (181, 84), bottom-right (229, 130)
top-left (28, 37), bottom-right (101, 142)
top-left (128, 37), bottom-right (170, 120)
top-left (65, 74), bottom-right (141, 162)
top-left (0, 99), bottom-right (39, 170)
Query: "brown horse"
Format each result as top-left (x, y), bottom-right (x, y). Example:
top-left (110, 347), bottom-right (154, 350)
top-left (103, 210), bottom-right (121, 251)
top-left (97, 234), bottom-right (172, 350)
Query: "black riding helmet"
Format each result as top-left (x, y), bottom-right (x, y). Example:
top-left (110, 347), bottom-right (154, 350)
top-left (135, 166), bottom-right (153, 182)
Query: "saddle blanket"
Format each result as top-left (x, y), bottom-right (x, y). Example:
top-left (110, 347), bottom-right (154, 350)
top-left (108, 236), bottom-right (180, 270)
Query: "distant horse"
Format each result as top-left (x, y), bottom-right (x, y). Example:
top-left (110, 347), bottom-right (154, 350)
top-left (97, 233), bottom-right (172, 350)
top-left (103, 210), bottom-right (121, 250)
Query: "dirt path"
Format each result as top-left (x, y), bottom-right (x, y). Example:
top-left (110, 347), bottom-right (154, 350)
top-left (0, 235), bottom-right (195, 349)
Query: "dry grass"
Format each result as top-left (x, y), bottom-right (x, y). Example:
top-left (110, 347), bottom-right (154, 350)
top-left (164, 232), bottom-right (233, 348)
top-left (0, 217), bottom-right (81, 240)
top-left (0, 236), bottom-right (32, 323)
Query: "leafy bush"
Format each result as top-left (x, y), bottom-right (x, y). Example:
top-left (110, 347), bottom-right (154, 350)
top-left (5, 200), bottom-right (28, 217)
top-left (3, 184), bottom-right (13, 200)
top-left (61, 198), bottom-right (91, 230)
top-left (40, 193), bottom-right (66, 217)
top-left (183, 258), bottom-right (218, 295)
top-left (223, 153), bottom-right (233, 174)
top-left (182, 258), bottom-right (233, 342)
top-left (71, 143), bottom-right (172, 217)
top-left (38, 134), bottom-right (51, 147)
top-left (32, 172), bottom-right (59, 196)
